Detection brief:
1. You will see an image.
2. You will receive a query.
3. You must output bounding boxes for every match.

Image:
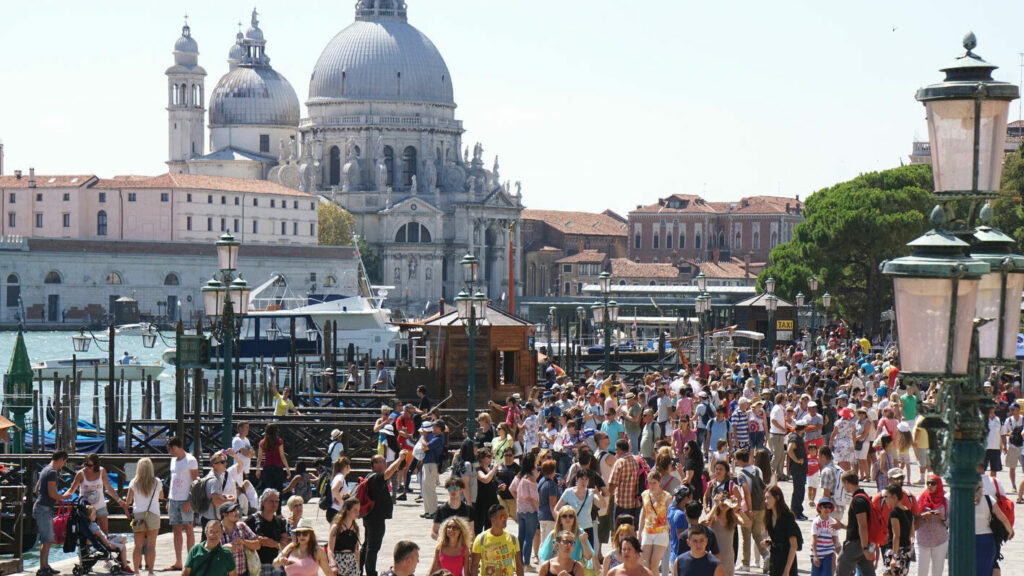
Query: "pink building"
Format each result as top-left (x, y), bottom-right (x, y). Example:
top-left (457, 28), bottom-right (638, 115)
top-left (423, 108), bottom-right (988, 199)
top-left (0, 170), bottom-right (318, 245)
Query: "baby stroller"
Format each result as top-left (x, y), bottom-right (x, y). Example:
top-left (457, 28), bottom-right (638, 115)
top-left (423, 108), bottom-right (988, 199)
top-left (68, 501), bottom-right (127, 575)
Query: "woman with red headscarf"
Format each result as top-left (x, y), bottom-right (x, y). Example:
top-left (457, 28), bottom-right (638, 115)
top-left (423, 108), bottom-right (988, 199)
top-left (914, 474), bottom-right (948, 576)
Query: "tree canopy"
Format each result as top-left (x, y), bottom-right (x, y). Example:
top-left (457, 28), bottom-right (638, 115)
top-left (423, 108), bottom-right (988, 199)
top-left (757, 164), bottom-right (934, 336)
top-left (317, 201), bottom-right (356, 246)
top-left (991, 145), bottom-right (1024, 250)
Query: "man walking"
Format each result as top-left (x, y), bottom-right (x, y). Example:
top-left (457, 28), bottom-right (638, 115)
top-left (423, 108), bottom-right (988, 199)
top-left (166, 437), bottom-right (199, 571)
top-left (787, 420), bottom-right (809, 520)
top-left (34, 450), bottom-right (69, 576)
top-left (607, 438), bottom-right (641, 522)
top-left (734, 449), bottom-right (767, 571)
top-left (182, 521), bottom-right (236, 576)
top-left (421, 421), bottom-right (445, 519)
top-left (383, 541), bottom-right (419, 576)
top-left (470, 504), bottom-right (524, 576)
top-left (836, 472), bottom-right (875, 576)
top-left (768, 393), bottom-right (789, 481)
top-left (231, 422), bottom-right (255, 479)
top-left (674, 525), bottom-right (725, 576)
top-left (362, 450), bottom-right (410, 576)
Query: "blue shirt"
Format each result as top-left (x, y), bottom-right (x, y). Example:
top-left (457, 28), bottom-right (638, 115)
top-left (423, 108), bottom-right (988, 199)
top-left (601, 420), bottom-right (625, 444)
top-left (538, 476), bottom-right (562, 522)
top-left (705, 418), bottom-right (730, 450)
top-left (424, 434), bottom-right (445, 464)
top-left (667, 506), bottom-right (689, 562)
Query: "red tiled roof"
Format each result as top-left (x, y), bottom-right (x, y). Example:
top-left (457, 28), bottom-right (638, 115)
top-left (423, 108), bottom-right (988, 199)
top-left (632, 194), bottom-right (717, 214)
top-left (538, 246), bottom-right (563, 252)
top-left (0, 174), bottom-right (97, 188)
top-left (555, 250), bottom-right (606, 264)
top-left (630, 194), bottom-right (802, 216)
top-left (521, 209), bottom-right (627, 236)
top-left (610, 258), bottom-right (679, 279)
top-left (729, 195), bottom-right (801, 215)
top-left (690, 259), bottom-right (759, 280)
top-left (95, 173), bottom-right (314, 197)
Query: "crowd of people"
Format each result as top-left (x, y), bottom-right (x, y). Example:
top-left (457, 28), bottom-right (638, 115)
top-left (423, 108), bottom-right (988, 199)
top-left (28, 323), bottom-right (1024, 576)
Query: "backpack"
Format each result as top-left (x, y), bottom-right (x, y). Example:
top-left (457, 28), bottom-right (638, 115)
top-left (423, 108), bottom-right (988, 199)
top-left (188, 475), bottom-right (218, 517)
top-left (317, 474), bottom-right (334, 511)
top-left (634, 456), bottom-right (650, 499)
top-left (741, 469), bottom-right (766, 511)
top-left (853, 493), bottom-right (887, 548)
top-left (697, 401), bottom-right (714, 428)
top-left (355, 474), bottom-right (376, 518)
top-left (994, 481), bottom-right (1016, 528)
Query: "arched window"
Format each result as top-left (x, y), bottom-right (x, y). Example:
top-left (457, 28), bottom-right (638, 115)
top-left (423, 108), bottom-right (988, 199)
top-left (753, 231), bottom-right (760, 250)
top-left (323, 275), bottom-right (337, 288)
top-left (171, 85), bottom-right (178, 106)
top-left (192, 84), bottom-right (199, 107)
top-left (164, 273), bottom-right (180, 286)
top-left (679, 233), bottom-right (686, 249)
top-left (329, 146), bottom-right (341, 186)
top-left (718, 232), bottom-right (726, 248)
top-left (770, 231), bottom-right (778, 248)
top-left (5, 273), bottom-right (20, 308)
top-left (6, 274), bottom-right (17, 284)
top-left (383, 146), bottom-right (395, 187)
top-left (695, 233), bottom-right (702, 249)
top-left (528, 263), bottom-right (536, 295)
top-left (402, 146), bottom-right (417, 187)
top-left (96, 210), bottom-right (108, 236)
top-left (44, 271), bottom-right (62, 284)
top-left (734, 231), bottom-right (742, 250)
top-left (106, 272), bottom-right (122, 285)
top-left (177, 84), bottom-right (186, 106)
top-left (394, 222), bottom-right (432, 243)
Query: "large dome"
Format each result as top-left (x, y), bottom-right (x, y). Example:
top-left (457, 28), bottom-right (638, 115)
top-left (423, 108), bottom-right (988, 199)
top-left (209, 66), bottom-right (300, 127)
top-left (309, 18), bottom-right (454, 105)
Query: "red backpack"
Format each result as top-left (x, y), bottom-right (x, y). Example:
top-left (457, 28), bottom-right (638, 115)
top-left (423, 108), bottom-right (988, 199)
top-left (995, 481), bottom-right (1016, 528)
top-left (853, 493), bottom-right (887, 548)
top-left (355, 474), bottom-right (376, 518)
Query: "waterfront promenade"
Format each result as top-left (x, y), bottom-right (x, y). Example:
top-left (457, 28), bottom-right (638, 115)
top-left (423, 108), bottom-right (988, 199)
top-left (15, 465), bottom-right (1024, 575)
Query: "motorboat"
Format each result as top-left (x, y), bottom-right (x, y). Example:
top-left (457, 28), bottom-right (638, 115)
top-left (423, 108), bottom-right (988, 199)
top-left (31, 357), bottom-right (167, 381)
top-left (115, 322), bottom-right (157, 335)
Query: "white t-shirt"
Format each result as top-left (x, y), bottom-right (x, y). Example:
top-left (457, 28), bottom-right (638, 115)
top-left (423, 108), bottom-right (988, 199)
top-left (232, 435), bottom-right (253, 473)
top-left (224, 466), bottom-right (245, 499)
top-left (774, 366), bottom-right (789, 387)
top-left (129, 477), bottom-right (163, 515)
top-left (1002, 415), bottom-right (1024, 442)
top-left (769, 404), bottom-right (787, 434)
top-left (168, 453), bottom-right (199, 501)
top-left (987, 417), bottom-right (1003, 450)
top-left (981, 473), bottom-right (1003, 498)
top-left (330, 473), bottom-right (350, 511)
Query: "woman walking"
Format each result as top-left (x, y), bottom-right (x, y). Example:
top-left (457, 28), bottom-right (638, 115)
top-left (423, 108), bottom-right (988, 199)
top-left (975, 484), bottom-right (1013, 576)
top-left (274, 519), bottom-right (332, 575)
top-left (257, 423), bottom-right (291, 492)
top-left (126, 458), bottom-right (164, 576)
top-left (637, 470), bottom-right (672, 572)
top-left (539, 530), bottom-right (585, 576)
top-left (429, 518), bottom-right (472, 576)
top-left (326, 457), bottom-right (352, 522)
top-left (914, 474), bottom-right (948, 576)
top-left (327, 498), bottom-right (362, 576)
top-left (605, 536), bottom-right (651, 576)
top-left (700, 485), bottom-right (750, 575)
top-left (761, 485), bottom-right (800, 576)
top-left (62, 454), bottom-right (128, 534)
top-left (830, 408), bottom-right (856, 472)
top-left (511, 455), bottom-right (540, 571)
top-left (474, 448), bottom-right (501, 532)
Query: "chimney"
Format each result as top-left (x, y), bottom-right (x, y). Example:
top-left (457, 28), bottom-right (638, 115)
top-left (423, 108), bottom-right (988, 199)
top-left (712, 248), bottom-right (720, 264)
top-left (744, 252), bottom-right (751, 278)
top-left (28, 168), bottom-right (36, 188)
top-left (795, 194), bottom-right (800, 203)
top-left (785, 202), bottom-right (790, 213)
top-left (438, 297), bottom-right (445, 315)
top-left (14, 169), bottom-right (22, 180)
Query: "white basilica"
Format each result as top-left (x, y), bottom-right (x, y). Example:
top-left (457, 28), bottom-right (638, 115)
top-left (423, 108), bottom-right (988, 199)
top-left (165, 1), bottom-right (523, 316)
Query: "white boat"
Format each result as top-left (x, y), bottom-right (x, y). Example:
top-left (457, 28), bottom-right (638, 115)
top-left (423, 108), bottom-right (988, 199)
top-left (31, 357), bottom-right (166, 381)
top-left (115, 322), bottom-right (157, 335)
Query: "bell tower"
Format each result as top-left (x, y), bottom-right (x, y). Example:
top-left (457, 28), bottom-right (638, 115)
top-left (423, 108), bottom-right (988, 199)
top-left (166, 19), bottom-right (206, 173)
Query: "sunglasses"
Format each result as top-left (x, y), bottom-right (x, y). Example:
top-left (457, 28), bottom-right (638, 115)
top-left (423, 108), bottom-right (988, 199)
top-left (296, 533), bottom-right (311, 538)
top-left (212, 460), bottom-right (227, 465)
top-left (558, 540), bottom-right (575, 545)
top-left (926, 481), bottom-right (938, 486)
top-left (446, 525), bottom-right (460, 531)
top-left (447, 487), bottom-right (461, 492)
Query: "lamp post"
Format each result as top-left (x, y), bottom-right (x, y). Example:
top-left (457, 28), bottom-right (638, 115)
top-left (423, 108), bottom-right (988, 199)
top-left (695, 273), bottom-right (709, 374)
top-left (764, 277), bottom-right (777, 354)
top-left (547, 305), bottom-right (557, 358)
top-left (457, 253), bottom-right (487, 438)
top-left (593, 271), bottom-right (617, 373)
top-left (576, 306), bottom-right (586, 365)
top-left (794, 291), bottom-right (805, 345)
top-left (821, 292), bottom-right (832, 334)
top-left (808, 275), bottom-right (819, 337)
top-left (883, 33), bottom-right (1020, 576)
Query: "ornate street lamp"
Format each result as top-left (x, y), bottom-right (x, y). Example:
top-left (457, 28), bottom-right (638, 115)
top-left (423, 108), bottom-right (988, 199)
top-left (821, 292), bottom-right (832, 332)
top-left (595, 271), bottom-right (615, 372)
top-left (72, 328), bottom-right (91, 353)
top-left (808, 275), bottom-right (819, 336)
top-left (883, 32), bottom-right (1019, 576)
top-left (795, 291), bottom-right (805, 343)
top-left (576, 305), bottom-right (586, 355)
top-left (458, 253), bottom-right (486, 437)
top-left (765, 293), bottom-right (778, 354)
top-left (547, 305), bottom-right (557, 357)
top-left (205, 232), bottom-right (248, 450)
top-left (695, 293), bottom-right (710, 373)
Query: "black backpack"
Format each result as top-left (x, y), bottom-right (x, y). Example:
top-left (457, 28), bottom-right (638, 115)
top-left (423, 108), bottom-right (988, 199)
top-left (317, 474), bottom-right (334, 511)
top-left (741, 469), bottom-right (766, 511)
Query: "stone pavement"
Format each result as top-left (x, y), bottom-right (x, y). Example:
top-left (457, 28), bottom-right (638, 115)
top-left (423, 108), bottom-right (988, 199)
top-left (16, 465), bottom-right (1024, 575)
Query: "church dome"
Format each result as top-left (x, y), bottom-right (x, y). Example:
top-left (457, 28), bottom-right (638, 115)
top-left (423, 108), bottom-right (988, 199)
top-left (173, 24), bottom-right (199, 67)
top-left (209, 66), bottom-right (300, 127)
top-left (228, 33), bottom-right (246, 62)
top-left (308, 2), bottom-right (454, 105)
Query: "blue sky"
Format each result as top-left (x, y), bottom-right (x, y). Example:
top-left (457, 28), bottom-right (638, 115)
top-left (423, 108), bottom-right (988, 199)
top-left (1, 0), bottom-right (1022, 215)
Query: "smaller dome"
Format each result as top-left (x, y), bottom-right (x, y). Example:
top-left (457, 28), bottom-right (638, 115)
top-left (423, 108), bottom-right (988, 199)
top-left (228, 34), bottom-right (246, 61)
top-left (209, 66), bottom-right (300, 127)
top-left (175, 33), bottom-right (198, 54)
top-left (246, 26), bottom-right (264, 42)
top-left (173, 24), bottom-right (199, 68)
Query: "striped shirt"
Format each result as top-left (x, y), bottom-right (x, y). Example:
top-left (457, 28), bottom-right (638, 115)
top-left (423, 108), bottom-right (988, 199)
top-left (813, 516), bottom-right (837, 557)
top-left (731, 409), bottom-right (751, 447)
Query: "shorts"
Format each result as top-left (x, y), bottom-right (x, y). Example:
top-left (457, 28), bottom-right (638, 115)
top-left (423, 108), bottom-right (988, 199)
top-left (985, 449), bottom-right (1003, 472)
top-left (132, 511), bottom-right (161, 532)
top-left (597, 513), bottom-right (612, 544)
top-left (914, 447), bottom-right (931, 468)
top-left (33, 504), bottom-right (55, 544)
top-left (169, 499), bottom-right (194, 526)
top-left (107, 533), bottom-right (127, 551)
top-left (640, 530), bottom-right (669, 548)
top-left (856, 442), bottom-right (871, 460)
top-left (1006, 445), bottom-right (1023, 470)
top-left (807, 472), bottom-right (820, 489)
top-left (92, 503), bottom-right (109, 518)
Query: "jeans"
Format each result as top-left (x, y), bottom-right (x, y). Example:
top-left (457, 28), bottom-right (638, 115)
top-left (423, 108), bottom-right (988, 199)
top-left (361, 519), bottom-right (386, 576)
top-left (836, 539), bottom-right (874, 576)
top-left (976, 533), bottom-right (995, 576)
top-left (627, 432), bottom-right (640, 454)
top-left (790, 468), bottom-right (806, 517)
top-left (751, 431), bottom-right (766, 449)
top-left (915, 540), bottom-right (948, 576)
top-left (810, 553), bottom-right (834, 576)
top-left (517, 512), bottom-right (539, 567)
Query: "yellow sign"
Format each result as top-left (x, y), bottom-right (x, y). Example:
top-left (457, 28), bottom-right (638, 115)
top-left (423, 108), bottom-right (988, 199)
top-left (776, 320), bottom-right (794, 330)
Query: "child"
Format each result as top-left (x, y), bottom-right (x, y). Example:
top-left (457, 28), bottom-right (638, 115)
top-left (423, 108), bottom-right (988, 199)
top-left (895, 422), bottom-right (914, 484)
top-left (806, 443), bottom-right (821, 504)
top-left (811, 497), bottom-right (838, 576)
top-left (85, 505), bottom-right (132, 572)
top-left (712, 439), bottom-right (729, 465)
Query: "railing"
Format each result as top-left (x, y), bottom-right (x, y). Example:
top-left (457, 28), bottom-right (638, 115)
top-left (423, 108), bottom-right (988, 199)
top-left (299, 116), bottom-right (462, 130)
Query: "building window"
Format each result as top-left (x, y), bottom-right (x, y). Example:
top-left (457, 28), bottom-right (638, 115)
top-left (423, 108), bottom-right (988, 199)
top-left (7, 213), bottom-right (14, 228)
top-left (253, 198), bottom-right (259, 207)
top-left (293, 201), bottom-right (298, 209)
top-left (310, 272), bottom-right (317, 282)
top-left (402, 146), bottom-right (417, 187)
top-left (221, 196), bottom-right (226, 205)
top-left (44, 271), bottom-right (62, 284)
top-left (564, 282), bottom-right (570, 295)
top-left (253, 220), bottom-right (259, 234)
top-left (207, 195), bottom-right (213, 204)
top-left (259, 134), bottom-right (270, 153)
top-left (734, 230), bottom-right (742, 250)
top-left (310, 202), bottom-right (315, 210)
top-left (35, 213), bottom-right (42, 228)
top-left (271, 199), bottom-right (276, 208)
top-left (62, 213), bottom-right (70, 228)
top-left (5, 274), bottom-right (19, 307)
top-left (96, 210), bottom-right (107, 236)
top-left (666, 233), bottom-right (673, 250)
top-left (233, 219), bottom-right (239, 233)
top-left (329, 146), bottom-right (341, 186)
top-left (293, 222), bottom-right (298, 235)
top-left (128, 192), bottom-right (137, 202)
top-left (383, 146), bottom-right (395, 187)
top-left (323, 275), bottom-right (337, 287)
top-left (36, 193), bottom-right (42, 202)
top-left (98, 192), bottom-right (106, 203)
top-left (281, 222), bottom-right (287, 235)
top-left (63, 193), bottom-right (69, 201)
top-left (394, 222), bottom-right (432, 243)
top-left (770, 231), bottom-right (778, 248)
top-left (164, 273), bottom-right (180, 286)
top-left (234, 197), bottom-right (240, 205)
top-left (186, 216), bottom-right (192, 231)
top-left (7, 193), bottom-right (14, 203)
top-left (680, 233), bottom-right (685, 249)
top-left (160, 193), bottom-right (169, 202)
top-left (562, 264), bottom-right (572, 273)
top-left (310, 222), bottom-right (315, 236)
top-left (695, 233), bottom-right (702, 249)
top-left (207, 217), bottom-right (212, 231)
top-left (653, 234), bottom-right (660, 249)
top-left (220, 218), bottom-right (226, 232)
top-left (634, 234), bottom-right (641, 249)
top-left (105, 272), bottom-right (122, 285)
top-left (577, 282), bottom-right (583, 294)
top-left (187, 193), bottom-right (193, 202)
top-left (752, 231), bottom-right (760, 250)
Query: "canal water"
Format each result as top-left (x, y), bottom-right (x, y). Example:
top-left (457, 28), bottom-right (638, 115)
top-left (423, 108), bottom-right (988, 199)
top-left (0, 330), bottom-right (174, 568)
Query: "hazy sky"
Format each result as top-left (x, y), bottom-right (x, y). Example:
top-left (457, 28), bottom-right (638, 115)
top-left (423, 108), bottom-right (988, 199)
top-left (2, 1), bottom-right (1023, 216)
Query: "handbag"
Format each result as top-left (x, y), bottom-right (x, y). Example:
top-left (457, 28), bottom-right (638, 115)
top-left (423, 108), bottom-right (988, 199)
top-left (130, 490), bottom-right (157, 532)
top-left (52, 504), bottom-right (71, 546)
top-left (245, 546), bottom-right (262, 576)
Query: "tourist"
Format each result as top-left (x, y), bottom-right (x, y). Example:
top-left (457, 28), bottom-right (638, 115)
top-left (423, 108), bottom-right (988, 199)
top-left (346, 363), bottom-right (361, 391)
top-left (328, 498), bottom-right (363, 576)
top-left (434, 477), bottom-right (477, 538)
top-left (700, 487), bottom-right (749, 575)
top-left (911, 412), bottom-right (933, 487)
top-left (430, 518), bottom-right (472, 576)
top-left (678, 441), bottom-right (704, 499)
top-left (811, 497), bottom-right (839, 576)
top-left (675, 501), bottom-right (718, 559)
top-left (361, 450), bottom-right (410, 576)
top-left (257, 422), bottom-right (292, 493)
top-left (761, 484), bottom-right (800, 576)
top-left (768, 394), bottom-right (789, 481)
top-left (126, 457), bottom-right (163, 576)
top-left (787, 420), bottom-right (809, 520)
top-left (665, 487), bottom-right (691, 567)
top-left (272, 518), bottom-right (332, 575)
top-left (375, 406), bottom-right (395, 456)
top-left (606, 536), bottom-right (651, 576)
top-left (539, 506), bottom-right (593, 564)
top-left (914, 474), bottom-right (948, 576)
top-left (475, 448), bottom-right (505, 532)
top-left (731, 397), bottom-right (752, 451)
top-left (327, 457), bottom-right (353, 522)
top-left (975, 482), bottom-right (1013, 576)
top-left (749, 400), bottom-right (768, 449)
top-left (271, 383), bottom-right (301, 416)
top-left (285, 495), bottom-right (304, 537)
top-left (492, 422), bottom-right (515, 461)
top-left (672, 417), bottom-right (695, 463)
top-left (539, 530), bottom-right (585, 576)
top-left (327, 428), bottom-right (346, 464)
top-left (637, 469), bottom-right (672, 573)
top-left (639, 409), bottom-right (662, 466)
top-left (246, 488), bottom-right (290, 575)
top-left (233, 422), bottom-right (256, 479)
top-left (372, 360), bottom-right (394, 390)
top-left (602, 523), bottom-right (637, 576)
top-left (883, 485), bottom-right (912, 576)
top-left (510, 459), bottom-right (539, 570)
top-left (476, 413), bottom-right (496, 447)
top-left (220, 501), bottom-right (261, 576)
top-left (854, 409), bottom-right (871, 482)
top-left (422, 420), bottom-right (447, 518)
top-left (165, 437), bottom-right (200, 571)
top-left (182, 520), bottom-right (236, 576)
top-left (652, 447), bottom-right (682, 495)
top-left (829, 408), bottom-right (856, 472)
top-left (282, 461), bottom-right (316, 504)
top-left (83, 504), bottom-right (132, 573)
top-left (33, 450), bottom-right (69, 576)
top-left (874, 435), bottom-right (897, 493)
top-left (704, 459), bottom-right (741, 505)
top-left (608, 438), bottom-right (641, 523)
top-left (522, 403), bottom-right (540, 452)
top-left (734, 448), bottom-right (768, 572)
top-left (556, 470), bottom-right (603, 548)
top-left (672, 525), bottom-right (723, 576)
top-left (602, 407), bottom-right (626, 446)
top-left (199, 450), bottom-right (236, 532)
top-left (622, 393), bottom-right (644, 454)
top-left (470, 504), bottom-right (524, 576)
top-left (62, 453), bottom-right (129, 534)
top-left (835, 471), bottom-right (874, 576)
top-left (394, 405), bottom-right (417, 500)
